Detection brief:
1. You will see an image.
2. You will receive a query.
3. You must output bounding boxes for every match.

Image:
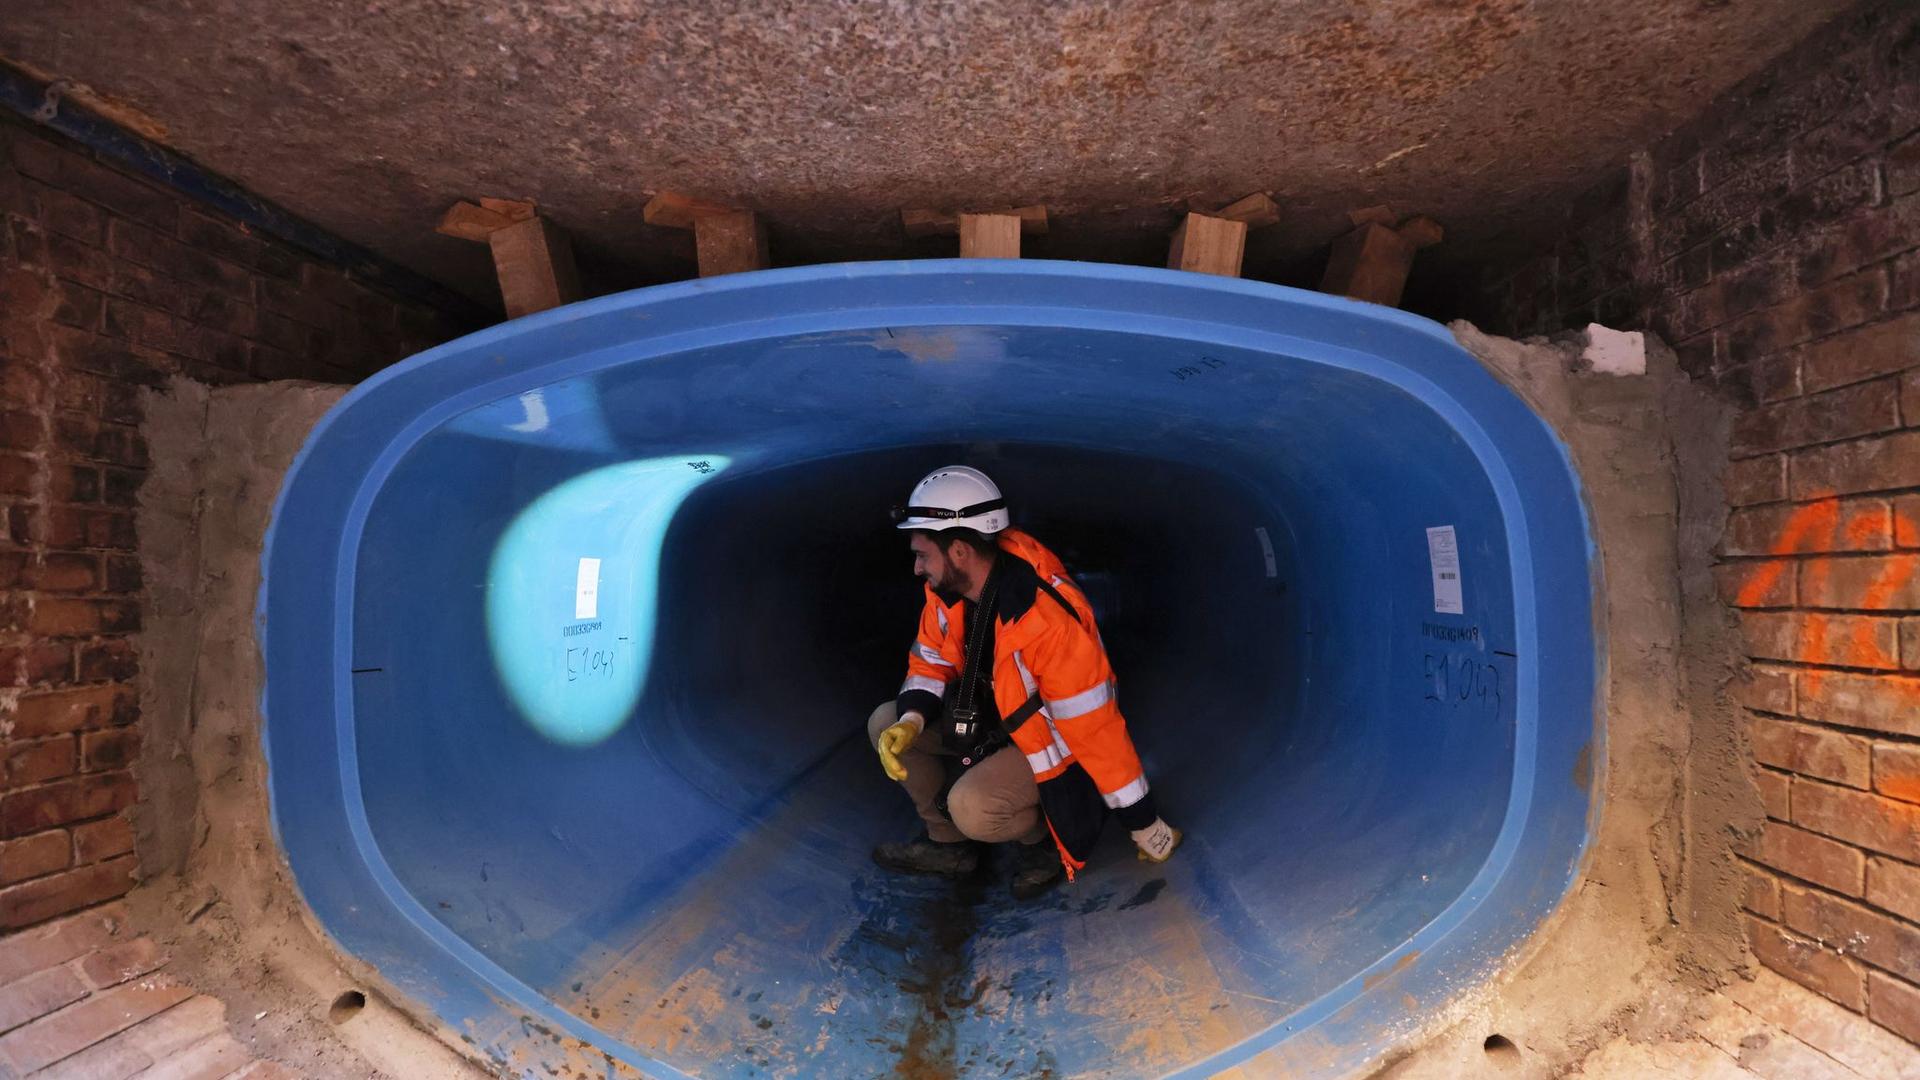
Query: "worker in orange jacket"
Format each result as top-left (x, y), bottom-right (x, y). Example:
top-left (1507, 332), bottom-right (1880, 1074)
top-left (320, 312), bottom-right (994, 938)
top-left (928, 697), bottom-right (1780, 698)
top-left (868, 465), bottom-right (1180, 900)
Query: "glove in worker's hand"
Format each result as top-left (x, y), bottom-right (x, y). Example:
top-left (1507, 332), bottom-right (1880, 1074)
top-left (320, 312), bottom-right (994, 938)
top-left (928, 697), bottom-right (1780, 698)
top-left (876, 712), bottom-right (924, 783)
top-left (1131, 817), bottom-right (1182, 863)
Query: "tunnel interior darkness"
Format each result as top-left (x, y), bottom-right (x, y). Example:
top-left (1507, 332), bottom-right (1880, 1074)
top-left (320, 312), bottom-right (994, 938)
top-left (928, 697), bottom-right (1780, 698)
top-left (262, 262), bottom-right (1598, 1079)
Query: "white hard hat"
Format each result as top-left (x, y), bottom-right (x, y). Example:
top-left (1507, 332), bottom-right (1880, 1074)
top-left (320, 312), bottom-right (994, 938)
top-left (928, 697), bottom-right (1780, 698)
top-left (891, 466), bottom-right (1010, 533)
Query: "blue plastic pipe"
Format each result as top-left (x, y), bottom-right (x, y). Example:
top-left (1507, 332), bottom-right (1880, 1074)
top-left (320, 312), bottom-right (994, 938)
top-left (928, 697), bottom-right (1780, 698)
top-left (261, 261), bottom-right (1598, 1079)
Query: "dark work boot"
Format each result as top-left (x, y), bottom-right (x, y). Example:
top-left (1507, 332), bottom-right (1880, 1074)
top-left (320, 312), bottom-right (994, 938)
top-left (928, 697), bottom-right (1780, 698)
top-left (1010, 841), bottom-right (1064, 901)
top-left (872, 833), bottom-right (980, 878)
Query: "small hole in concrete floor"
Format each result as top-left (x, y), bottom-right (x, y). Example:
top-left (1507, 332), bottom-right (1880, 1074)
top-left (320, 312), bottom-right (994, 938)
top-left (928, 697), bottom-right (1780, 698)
top-left (1483, 1034), bottom-right (1521, 1064)
top-left (329, 990), bottom-right (366, 1025)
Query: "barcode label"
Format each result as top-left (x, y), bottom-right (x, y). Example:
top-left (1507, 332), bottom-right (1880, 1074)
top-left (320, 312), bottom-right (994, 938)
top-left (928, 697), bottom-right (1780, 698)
top-left (1426, 527), bottom-right (1464, 614)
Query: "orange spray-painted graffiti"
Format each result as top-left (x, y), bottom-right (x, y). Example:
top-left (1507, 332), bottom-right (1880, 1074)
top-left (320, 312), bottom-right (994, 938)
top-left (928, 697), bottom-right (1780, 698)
top-left (1736, 495), bottom-right (1920, 702)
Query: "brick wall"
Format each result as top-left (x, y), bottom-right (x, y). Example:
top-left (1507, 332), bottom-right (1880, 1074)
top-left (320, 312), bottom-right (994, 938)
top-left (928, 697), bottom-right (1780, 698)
top-left (0, 111), bottom-right (463, 931)
top-left (1474, 0), bottom-right (1920, 1043)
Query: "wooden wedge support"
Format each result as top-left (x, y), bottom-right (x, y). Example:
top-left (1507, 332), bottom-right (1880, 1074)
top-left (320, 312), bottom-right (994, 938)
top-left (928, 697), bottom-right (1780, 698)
top-left (1320, 212), bottom-right (1444, 308)
top-left (902, 205), bottom-right (1047, 244)
top-left (645, 192), bottom-right (770, 276)
top-left (1212, 192), bottom-right (1282, 229)
top-left (1167, 213), bottom-right (1248, 277)
top-left (694, 210), bottom-right (770, 277)
top-left (959, 212), bottom-right (1023, 258)
top-left (437, 199), bottom-right (581, 318)
top-left (487, 217), bottom-right (583, 319)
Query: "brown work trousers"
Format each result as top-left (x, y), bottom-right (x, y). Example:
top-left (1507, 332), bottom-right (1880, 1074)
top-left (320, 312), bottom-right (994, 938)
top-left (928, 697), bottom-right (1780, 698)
top-left (867, 700), bottom-right (1047, 846)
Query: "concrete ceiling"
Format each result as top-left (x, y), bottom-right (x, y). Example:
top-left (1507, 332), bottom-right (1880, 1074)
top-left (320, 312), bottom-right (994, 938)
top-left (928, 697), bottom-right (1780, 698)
top-left (1, 1), bottom-right (1857, 309)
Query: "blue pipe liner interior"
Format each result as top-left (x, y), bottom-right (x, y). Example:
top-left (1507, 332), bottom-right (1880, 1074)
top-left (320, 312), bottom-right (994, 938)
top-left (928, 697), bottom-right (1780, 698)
top-left (260, 261), bottom-right (1599, 1080)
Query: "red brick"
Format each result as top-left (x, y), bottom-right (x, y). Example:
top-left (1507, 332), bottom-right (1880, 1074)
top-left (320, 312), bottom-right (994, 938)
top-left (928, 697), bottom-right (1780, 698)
top-left (177, 208), bottom-right (264, 268)
top-left (0, 830), bottom-right (70, 886)
top-left (49, 282), bottom-right (102, 332)
top-left (1801, 554), bottom-right (1920, 610)
top-left (22, 554), bottom-right (96, 593)
top-left (75, 645), bottom-right (131, 688)
top-left (1739, 664), bottom-right (1797, 713)
top-left (1729, 266), bottom-right (1891, 366)
top-left (41, 231), bottom-right (110, 292)
top-left (0, 971), bottom-right (188, 1071)
top-left (1799, 670), bottom-right (1920, 735)
top-left (25, 597), bottom-right (97, 637)
top-left (0, 453), bottom-right (35, 497)
top-left (26, 181), bottom-right (104, 246)
top-left (1758, 767), bottom-right (1793, 819)
top-left (1726, 498), bottom-right (1893, 555)
top-left (0, 773), bottom-right (137, 838)
top-left (1755, 819), bottom-right (1866, 894)
top-left (1750, 716), bottom-right (1871, 786)
top-left (1719, 561), bottom-right (1792, 607)
top-left (1869, 970), bottom-right (1920, 1044)
top-left (0, 903), bottom-right (127, 984)
top-left (108, 220), bottom-right (251, 301)
top-left (1791, 430), bottom-right (1920, 498)
top-left (70, 814), bottom-right (132, 864)
top-left (1782, 882), bottom-right (1920, 982)
top-left (1747, 913), bottom-right (1867, 1011)
top-left (0, 964), bottom-right (87, 1034)
top-left (4, 738), bottom-right (74, 787)
top-left (19, 642), bottom-right (71, 686)
top-left (1867, 856), bottom-right (1920, 922)
top-left (1874, 742), bottom-right (1920, 804)
top-left (54, 463), bottom-right (99, 504)
top-left (1734, 378), bottom-right (1902, 456)
top-left (44, 506), bottom-right (135, 549)
top-left (75, 937), bottom-right (163, 990)
top-left (0, 854), bottom-right (136, 932)
top-left (5, 686), bottom-right (127, 738)
top-left (1904, 618), bottom-right (1920, 669)
top-left (0, 408), bottom-right (46, 453)
top-left (78, 729), bottom-right (137, 773)
top-left (101, 555), bottom-right (138, 594)
top-left (1744, 863), bottom-right (1783, 920)
top-left (1740, 611), bottom-right (1900, 669)
top-left (1795, 778), bottom-right (1920, 862)
top-left (1801, 311), bottom-right (1920, 394)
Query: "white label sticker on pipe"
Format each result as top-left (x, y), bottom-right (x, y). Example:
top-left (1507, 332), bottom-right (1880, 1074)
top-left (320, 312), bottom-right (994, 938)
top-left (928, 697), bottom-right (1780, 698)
top-left (1426, 526), bottom-right (1464, 614)
top-left (575, 557), bottom-right (601, 620)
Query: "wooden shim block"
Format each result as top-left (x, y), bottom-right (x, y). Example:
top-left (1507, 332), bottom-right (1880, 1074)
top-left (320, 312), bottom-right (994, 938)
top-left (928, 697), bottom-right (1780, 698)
top-left (1348, 204), bottom-right (1397, 227)
top-left (694, 210), bottom-right (770, 277)
top-left (904, 206), bottom-right (1046, 237)
top-left (642, 191), bottom-right (735, 231)
top-left (1321, 221), bottom-right (1416, 307)
top-left (436, 201), bottom-right (516, 242)
top-left (1397, 214), bottom-right (1444, 248)
top-left (476, 197), bottom-right (536, 223)
top-left (958, 213), bottom-right (1022, 258)
top-left (901, 209), bottom-right (957, 237)
top-left (1214, 193), bottom-right (1281, 229)
top-left (486, 217), bottom-right (582, 319)
top-left (1005, 205), bottom-right (1048, 235)
top-left (1167, 213), bottom-right (1247, 277)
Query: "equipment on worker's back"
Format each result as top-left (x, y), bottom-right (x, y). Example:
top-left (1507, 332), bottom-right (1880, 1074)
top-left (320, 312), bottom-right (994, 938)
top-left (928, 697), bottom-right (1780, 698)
top-left (876, 716), bottom-right (920, 782)
top-left (890, 465), bottom-right (1010, 533)
top-left (1131, 818), bottom-right (1182, 862)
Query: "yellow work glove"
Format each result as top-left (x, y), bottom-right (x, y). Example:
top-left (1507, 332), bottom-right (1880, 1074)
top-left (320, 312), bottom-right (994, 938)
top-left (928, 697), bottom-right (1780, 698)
top-left (1131, 817), bottom-right (1182, 862)
top-left (876, 713), bottom-right (924, 783)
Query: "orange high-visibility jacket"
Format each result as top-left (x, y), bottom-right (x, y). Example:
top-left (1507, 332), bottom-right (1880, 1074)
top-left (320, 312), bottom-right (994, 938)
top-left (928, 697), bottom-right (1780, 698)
top-left (896, 529), bottom-right (1156, 872)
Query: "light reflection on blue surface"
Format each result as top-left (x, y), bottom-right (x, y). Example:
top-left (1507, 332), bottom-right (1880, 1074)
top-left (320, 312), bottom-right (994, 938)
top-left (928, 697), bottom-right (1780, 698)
top-left (484, 455), bottom-right (729, 746)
